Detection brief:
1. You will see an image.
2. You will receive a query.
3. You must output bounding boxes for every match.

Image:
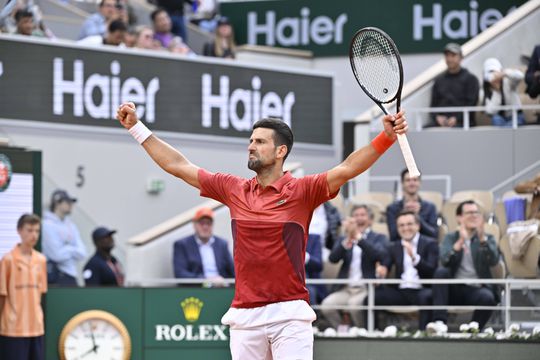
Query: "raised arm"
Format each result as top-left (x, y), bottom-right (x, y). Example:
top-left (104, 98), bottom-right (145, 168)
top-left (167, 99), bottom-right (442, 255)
top-left (326, 111), bottom-right (408, 194)
top-left (116, 102), bottom-right (200, 189)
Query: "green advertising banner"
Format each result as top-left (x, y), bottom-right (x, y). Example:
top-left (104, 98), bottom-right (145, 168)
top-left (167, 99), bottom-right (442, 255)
top-left (144, 288), bottom-right (233, 348)
top-left (221, 0), bottom-right (528, 56)
top-left (46, 287), bottom-right (234, 360)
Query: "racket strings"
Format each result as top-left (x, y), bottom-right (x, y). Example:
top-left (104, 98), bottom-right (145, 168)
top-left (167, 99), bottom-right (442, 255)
top-left (351, 31), bottom-right (401, 103)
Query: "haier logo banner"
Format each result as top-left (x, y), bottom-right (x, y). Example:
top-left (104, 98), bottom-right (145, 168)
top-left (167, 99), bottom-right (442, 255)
top-left (0, 38), bottom-right (333, 145)
top-left (221, 0), bottom-right (527, 56)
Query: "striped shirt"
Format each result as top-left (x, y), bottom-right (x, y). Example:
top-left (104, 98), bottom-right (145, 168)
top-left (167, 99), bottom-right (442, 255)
top-left (0, 245), bottom-right (48, 337)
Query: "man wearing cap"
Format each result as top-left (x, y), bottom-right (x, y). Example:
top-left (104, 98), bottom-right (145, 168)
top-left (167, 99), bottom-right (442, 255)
top-left (173, 207), bottom-right (234, 286)
top-left (83, 227), bottom-right (124, 286)
top-left (42, 189), bottom-right (87, 286)
top-left (429, 42), bottom-right (479, 128)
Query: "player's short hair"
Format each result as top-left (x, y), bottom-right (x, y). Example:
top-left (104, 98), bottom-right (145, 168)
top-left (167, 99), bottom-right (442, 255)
top-left (252, 118), bottom-right (294, 161)
top-left (17, 213), bottom-right (41, 230)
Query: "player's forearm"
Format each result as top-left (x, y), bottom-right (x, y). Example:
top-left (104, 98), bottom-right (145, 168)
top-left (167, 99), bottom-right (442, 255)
top-left (342, 145), bottom-right (382, 178)
top-left (142, 136), bottom-right (200, 188)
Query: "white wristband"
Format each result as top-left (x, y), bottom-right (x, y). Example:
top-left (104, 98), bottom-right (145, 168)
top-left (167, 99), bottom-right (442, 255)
top-left (128, 121), bottom-right (152, 144)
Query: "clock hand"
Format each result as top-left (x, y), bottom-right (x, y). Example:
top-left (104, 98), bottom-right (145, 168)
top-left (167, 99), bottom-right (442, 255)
top-left (80, 346), bottom-right (97, 358)
top-left (87, 321), bottom-right (98, 353)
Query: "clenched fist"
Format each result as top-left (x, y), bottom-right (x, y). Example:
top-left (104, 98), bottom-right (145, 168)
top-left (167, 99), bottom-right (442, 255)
top-left (116, 102), bottom-right (138, 129)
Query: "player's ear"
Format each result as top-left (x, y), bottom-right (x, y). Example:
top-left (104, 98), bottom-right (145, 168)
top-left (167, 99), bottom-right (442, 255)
top-left (276, 144), bottom-right (288, 159)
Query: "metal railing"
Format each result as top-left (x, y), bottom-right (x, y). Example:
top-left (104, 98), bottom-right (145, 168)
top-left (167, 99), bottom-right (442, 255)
top-left (369, 104), bottom-right (540, 131)
top-left (126, 277), bottom-right (540, 332)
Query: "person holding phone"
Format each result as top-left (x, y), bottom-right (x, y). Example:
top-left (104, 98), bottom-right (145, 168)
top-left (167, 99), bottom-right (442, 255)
top-left (430, 200), bottom-right (500, 330)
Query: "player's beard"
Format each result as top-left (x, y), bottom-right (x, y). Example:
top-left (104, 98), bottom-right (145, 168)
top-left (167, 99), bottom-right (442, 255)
top-left (248, 158), bottom-right (262, 172)
top-left (248, 155), bottom-right (275, 173)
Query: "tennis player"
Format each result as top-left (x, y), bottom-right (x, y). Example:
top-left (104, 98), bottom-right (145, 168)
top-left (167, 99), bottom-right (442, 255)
top-left (117, 102), bottom-right (407, 359)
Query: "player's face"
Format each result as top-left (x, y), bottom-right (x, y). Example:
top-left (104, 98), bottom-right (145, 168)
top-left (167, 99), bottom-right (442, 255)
top-left (402, 173), bottom-right (420, 196)
top-left (351, 207), bottom-right (371, 227)
top-left (247, 128), bottom-right (280, 172)
top-left (18, 223), bottom-right (40, 248)
top-left (396, 214), bottom-right (419, 241)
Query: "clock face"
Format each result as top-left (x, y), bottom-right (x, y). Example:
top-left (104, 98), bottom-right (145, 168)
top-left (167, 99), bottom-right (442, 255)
top-left (59, 310), bottom-right (131, 360)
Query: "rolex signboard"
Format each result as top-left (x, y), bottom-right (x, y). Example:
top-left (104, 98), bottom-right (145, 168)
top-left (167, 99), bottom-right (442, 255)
top-left (144, 288), bottom-right (234, 359)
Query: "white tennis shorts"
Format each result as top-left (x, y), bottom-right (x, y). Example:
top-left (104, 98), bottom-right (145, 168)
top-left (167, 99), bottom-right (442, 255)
top-left (229, 319), bottom-right (314, 360)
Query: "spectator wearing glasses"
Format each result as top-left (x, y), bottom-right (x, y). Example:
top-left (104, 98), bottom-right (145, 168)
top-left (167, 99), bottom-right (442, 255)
top-left (431, 200), bottom-right (500, 330)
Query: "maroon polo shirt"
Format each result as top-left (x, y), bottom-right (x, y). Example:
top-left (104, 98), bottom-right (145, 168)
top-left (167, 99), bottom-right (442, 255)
top-left (198, 169), bottom-right (338, 308)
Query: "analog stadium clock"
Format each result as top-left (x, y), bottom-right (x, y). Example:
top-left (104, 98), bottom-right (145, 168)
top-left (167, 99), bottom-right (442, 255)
top-left (58, 310), bottom-right (131, 360)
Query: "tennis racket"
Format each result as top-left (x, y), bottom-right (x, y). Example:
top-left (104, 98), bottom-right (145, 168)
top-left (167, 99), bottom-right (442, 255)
top-left (349, 27), bottom-right (420, 177)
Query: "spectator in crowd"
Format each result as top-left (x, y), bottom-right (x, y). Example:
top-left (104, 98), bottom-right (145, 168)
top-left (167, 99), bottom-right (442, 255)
top-left (202, 16), bottom-right (236, 59)
top-left (386, 169), bottom-right (438, 242)
top-left (78, 0), bottom-right (118, 40)
top-left (305, 234), bottom-right (324, 305)
top-left (77, 19), bottom-right (127, 47)
top-left (133, 25), bottom-right (161, 50)
top-left (14, 8), bottom-right (39, 36)
top-left (514, 173), bottom-right (540, 221)
top-left (0, 214), bottom-right (47, 360)
top-left (320, 205), bottom-right (387, 329)
top-left (374, 211), bottom-right (439, 330)
top-left (525, 45), bottom-right (540, 99)
top-left (156, 0), bottom-right (198, 43)
top-left (83, 227), bottom-right (124, 286)
top-left (123, 26), bottom-right (137, 47)
top-left (151, 7), bottom-right (174, 48)
top-left (116, 0), bottom-right (137, 28)
top-left (309, 201), bottom-right (342, 254)
top-left (168, 35), bottom-right (195, 56)
top-left (42, 189), bottom-right (87, 286)
top-left (429, 43), bottom-right (479, 127)
top-left (482, 58), bottom-right (525, 127)
top-left (173, 207), bottom-right (234, 286)
top-left (431, 200), bottom-right (500, 330)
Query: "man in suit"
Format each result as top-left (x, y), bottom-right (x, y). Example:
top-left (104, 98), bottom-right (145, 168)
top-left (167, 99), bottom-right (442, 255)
top-left (305, 234), bottom-right (324, 305)
top-left (386, 168), bottom-right (438, 242)
top-left (375, 210), bottom-right (439, 330)
top-left (320, 204), bottom-right (387, 329)
top-left (173, 207), bottom-right (234, 286)
top-left (431, 200), bottom-right (500, 330)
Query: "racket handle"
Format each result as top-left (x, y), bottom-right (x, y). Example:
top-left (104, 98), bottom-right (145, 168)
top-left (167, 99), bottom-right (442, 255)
top-left (396, 133), bottom-right (420, 177)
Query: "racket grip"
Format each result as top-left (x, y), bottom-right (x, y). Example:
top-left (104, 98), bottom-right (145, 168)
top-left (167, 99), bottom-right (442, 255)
top-left (396, 133), bottom-right (420, 177)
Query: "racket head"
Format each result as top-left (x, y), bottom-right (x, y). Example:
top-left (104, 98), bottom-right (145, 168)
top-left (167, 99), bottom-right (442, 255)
top-left (349, 27), bottom-right (404, 110)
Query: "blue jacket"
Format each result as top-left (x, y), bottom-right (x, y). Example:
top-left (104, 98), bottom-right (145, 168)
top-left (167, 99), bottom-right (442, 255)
top-left (382, 234), bottom-right (439, 281)
top-left (328, 230), bottom-right (387, 291)
top-left (173, 235), bottom-right (235, 279)
top-left (306, 234), bottom-right (323, 279)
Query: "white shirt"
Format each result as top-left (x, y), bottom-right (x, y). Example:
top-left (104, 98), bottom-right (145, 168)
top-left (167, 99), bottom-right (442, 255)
top-left (309, 204), bottom-right (330, 260)
top-left (400, 233), bottom-right (422, 289)
top-left (195, 236), bottom-right (219, 278)
top-left (347, 229), bottom-right (370, 287)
